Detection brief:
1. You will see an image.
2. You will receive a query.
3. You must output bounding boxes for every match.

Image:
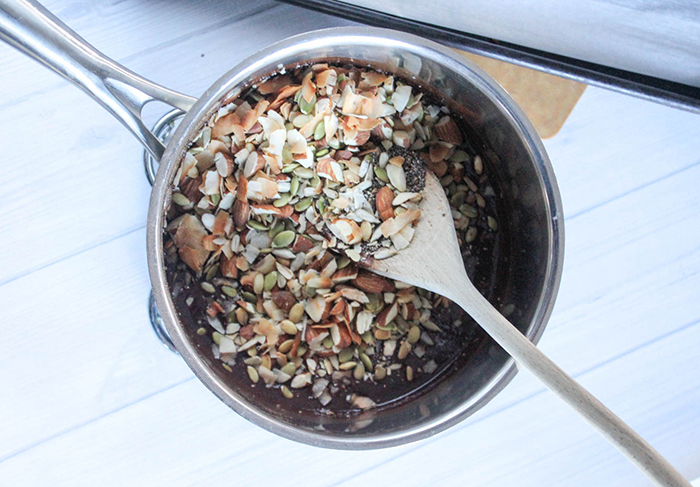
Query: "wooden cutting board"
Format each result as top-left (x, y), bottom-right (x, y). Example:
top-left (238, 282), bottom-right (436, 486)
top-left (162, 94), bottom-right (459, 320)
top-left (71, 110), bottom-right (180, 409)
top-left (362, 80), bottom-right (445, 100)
top-left (457, 50), bottom-right (586, 139)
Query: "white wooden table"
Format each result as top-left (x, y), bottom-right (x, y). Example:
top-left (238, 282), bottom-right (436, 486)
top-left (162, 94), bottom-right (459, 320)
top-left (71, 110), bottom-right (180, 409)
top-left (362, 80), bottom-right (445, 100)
top-left (0, 1), bottom-right (698, 485)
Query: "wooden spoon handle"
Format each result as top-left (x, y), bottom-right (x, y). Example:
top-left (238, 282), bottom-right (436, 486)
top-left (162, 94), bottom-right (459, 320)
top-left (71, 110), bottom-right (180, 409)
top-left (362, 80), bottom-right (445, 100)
top-left (452, 287), bottom-right (690, 487)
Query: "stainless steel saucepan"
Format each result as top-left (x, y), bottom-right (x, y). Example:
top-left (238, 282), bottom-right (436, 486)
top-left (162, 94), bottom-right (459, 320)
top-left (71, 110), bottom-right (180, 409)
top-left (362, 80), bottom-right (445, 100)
top-left (0, 0), bottom-right (563, 448)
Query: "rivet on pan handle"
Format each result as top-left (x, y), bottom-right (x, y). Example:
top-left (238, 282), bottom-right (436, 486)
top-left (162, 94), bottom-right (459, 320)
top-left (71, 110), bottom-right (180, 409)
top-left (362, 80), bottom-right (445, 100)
top-left (0, 0), bottom-right (196, 163)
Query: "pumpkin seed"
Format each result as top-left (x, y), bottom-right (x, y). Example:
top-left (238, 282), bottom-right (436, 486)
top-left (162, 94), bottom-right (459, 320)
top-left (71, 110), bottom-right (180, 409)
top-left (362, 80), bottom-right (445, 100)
top-left (280, 320), bottom-right (298, 335)
top-left (294, 167), bottom-right (314, 179)
top-left (264, 271), bottom-right (278, 291)
top-left (253, 273), bottom-right (264, 294)
top-left (222, 364), bottom-right (232, 373)
top-left (465, 226), bottom-right (478, 243)
top-left (273, 193), bottom-right (291, 207)
top-left (459, 204), bottom-right (478, 218)
top-left (289, 303), bottom-right (304, 323)
top-left (488, 216), bottom-right (498, 231)
top-left (281, 362), bottom-right (296, 376)
top-left (205, 263), bottom-right (219, 282)
top-left (339, 361), bottom-right (357, 371)
top-left (293, 114), bottom-right (311, 128)
top-left (295, 197), bottom-right (312, 212)
top-left (222, 286), bottom-right (238, 298)
top-left (450, 191), bottom-right (467, 207)
top-left (247, 220), bottom-right (268, 231)
top-left (374, 165), bottom-right (389, 183)
top-left (281, 162), bottom-right (298, 173)
top-left (315, 148), bottom-right (329, 158)
top-left (360, 352), bottom-right (373, 372)
top-left (449, 149), bottom-right (469, 163)
top-left (247, 366), bottom-right (259, 383)
top-left (338, 347), bottom-right (354, 363)
top-left (212, 332), bottom-right (222, 345)
top-left (299, 93), bottom-right (316, 114)
top-left (353, 362), bottom-right (366, 380)
top-left (171, 192), bottom-right (190, 206)
top-left (398, 340), bottom-right (412, 360)
top-left (374, 329), bottom-right (391, 340)
top-left (474, 155), bottom-right (483, 174)
top-left (314, 120), bottom-right (325, 140)
top-left (290, 175), bottom-right (300, 196)
top-left (200, 282), bottom-right (215, 294)
top-left (374, 365), bottom-right (387, 380)
top-left (269, 219), bottom-right (284, 239)
top-left (196, 327), bottom-right (206, 336)
top-left (406, 365), bottom-right (414, 381)
top-left (277, 339), bottom-right (294, 354)
top-left (242, 291), bottom-right (257, 303)
top-left (273, 230), bottom-right (296, 248)
top-left (337, 256), bottom-right (351, 269)
top-left (367, 293), bottom-right (383, 313)
top-left (281, 385), bottom-right (294, 399)
top-left (408, 325), bottom-right (421, 344)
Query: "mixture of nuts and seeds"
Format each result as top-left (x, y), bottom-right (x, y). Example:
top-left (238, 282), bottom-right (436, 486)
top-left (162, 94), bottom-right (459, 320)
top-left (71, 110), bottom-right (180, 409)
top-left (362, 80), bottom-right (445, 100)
top-left (163, 63), bottom-right (500, 412)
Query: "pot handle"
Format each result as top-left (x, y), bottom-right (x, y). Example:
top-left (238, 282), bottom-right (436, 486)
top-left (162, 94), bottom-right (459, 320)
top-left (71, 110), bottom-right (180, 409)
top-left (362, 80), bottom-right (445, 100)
top-left (0, 0), bottom-right (197, 162)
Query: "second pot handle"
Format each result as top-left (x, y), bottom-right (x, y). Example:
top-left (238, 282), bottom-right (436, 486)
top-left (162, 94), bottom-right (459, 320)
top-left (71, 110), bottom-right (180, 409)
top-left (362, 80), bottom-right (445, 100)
top-left (0, 0), bottom-right (197, 162)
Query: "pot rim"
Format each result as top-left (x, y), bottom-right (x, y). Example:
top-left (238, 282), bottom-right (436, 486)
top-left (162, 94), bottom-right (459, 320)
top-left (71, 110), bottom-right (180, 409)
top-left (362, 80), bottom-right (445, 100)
top-left (147, 26), bottom-right (565, 449)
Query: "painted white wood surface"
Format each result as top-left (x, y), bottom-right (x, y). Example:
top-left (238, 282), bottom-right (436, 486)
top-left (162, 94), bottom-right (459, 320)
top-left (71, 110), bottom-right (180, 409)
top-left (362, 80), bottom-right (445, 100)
top-left (0, 1), bottom-right (698, 486)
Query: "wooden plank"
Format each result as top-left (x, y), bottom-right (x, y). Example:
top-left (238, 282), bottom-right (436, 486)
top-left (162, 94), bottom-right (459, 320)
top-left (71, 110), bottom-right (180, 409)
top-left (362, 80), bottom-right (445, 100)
top-left (544, 85), bottom-right (700, 219)
top-left (0, 228), bottom-right (192, 461)
top-left (0, 312), bottom-right (696, 486)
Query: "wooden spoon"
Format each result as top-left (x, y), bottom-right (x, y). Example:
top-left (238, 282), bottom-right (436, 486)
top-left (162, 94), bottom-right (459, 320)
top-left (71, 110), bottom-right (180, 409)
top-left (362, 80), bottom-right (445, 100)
top-left (363, 172), bottom-right (690, 487)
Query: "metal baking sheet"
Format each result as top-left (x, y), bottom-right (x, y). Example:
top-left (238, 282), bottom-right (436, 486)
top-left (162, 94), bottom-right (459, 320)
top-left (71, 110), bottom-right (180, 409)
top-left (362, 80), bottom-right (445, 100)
top-left (279, 0), bottom-right (700, 114)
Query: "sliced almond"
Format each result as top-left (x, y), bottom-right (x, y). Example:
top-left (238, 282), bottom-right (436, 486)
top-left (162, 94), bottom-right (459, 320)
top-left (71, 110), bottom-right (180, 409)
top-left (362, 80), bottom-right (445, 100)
top-left (331, 265), bottom-right (359, 283)
top-left (434, 116), bottom-right (463, 145)
top-left (429, 141), bottom-right (453, 163)
top-left (232, 199), bottom-right (250, 230)
top-left (351, 271), bottom-right (396, 293)
top-left (376, 301), bottom-right (398, 327)
top-left (337, 285), bottom-right (369, 303)
top-left (375, 186), bottom-right (395, 221)
top-left (380, 209), bottom-right (421, 237)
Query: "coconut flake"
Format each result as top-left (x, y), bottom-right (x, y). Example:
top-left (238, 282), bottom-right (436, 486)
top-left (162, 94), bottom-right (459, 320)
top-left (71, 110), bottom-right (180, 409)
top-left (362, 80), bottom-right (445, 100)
top-left (287, 129), bottom-right (307, 154)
